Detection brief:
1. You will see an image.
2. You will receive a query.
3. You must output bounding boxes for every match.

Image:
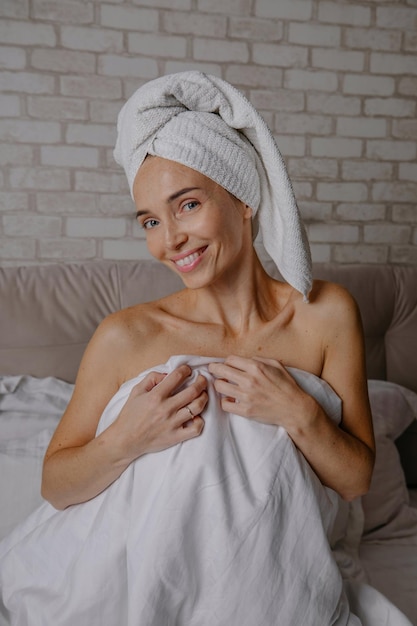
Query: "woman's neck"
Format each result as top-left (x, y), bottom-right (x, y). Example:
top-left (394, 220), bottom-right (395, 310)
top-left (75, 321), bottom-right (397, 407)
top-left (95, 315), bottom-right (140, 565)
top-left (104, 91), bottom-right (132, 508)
top-left (184, 253), bottom-right (292, 338)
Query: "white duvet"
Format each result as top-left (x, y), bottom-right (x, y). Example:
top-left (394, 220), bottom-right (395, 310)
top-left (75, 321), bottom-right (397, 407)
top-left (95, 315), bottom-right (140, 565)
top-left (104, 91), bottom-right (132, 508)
top-left (0, 356), bottom-right (412, 626)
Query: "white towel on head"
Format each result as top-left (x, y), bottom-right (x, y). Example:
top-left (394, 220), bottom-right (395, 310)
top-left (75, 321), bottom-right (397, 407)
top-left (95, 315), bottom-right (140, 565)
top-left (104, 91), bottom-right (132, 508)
top-left (114, 71), bottom-right (312, 301)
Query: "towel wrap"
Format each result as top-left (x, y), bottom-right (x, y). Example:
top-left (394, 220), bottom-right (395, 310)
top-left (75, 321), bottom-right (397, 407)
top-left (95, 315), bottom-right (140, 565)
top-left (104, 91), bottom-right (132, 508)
top-left (114, 71), bottom-right (312, 301)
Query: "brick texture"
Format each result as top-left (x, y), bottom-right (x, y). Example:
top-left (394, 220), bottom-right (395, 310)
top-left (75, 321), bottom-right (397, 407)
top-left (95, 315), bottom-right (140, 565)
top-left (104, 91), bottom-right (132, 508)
top-left (0, 0), bottom-right (416, 266)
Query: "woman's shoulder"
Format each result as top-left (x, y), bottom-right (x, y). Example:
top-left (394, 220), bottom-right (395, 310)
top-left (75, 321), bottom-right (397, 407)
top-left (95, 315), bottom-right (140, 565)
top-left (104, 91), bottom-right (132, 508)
top-left (304, 278), bottom-right (362, 335)
top-left (93, 291), bottom-right (190, 351)
top-left (289, 277), bottom-right (360, 336)
top-left (79, 299), bottom-right (175, 384)
top-left (97, 299), bottom-right (170, 342)
top-left (308, 278), bottom-right (358, 309)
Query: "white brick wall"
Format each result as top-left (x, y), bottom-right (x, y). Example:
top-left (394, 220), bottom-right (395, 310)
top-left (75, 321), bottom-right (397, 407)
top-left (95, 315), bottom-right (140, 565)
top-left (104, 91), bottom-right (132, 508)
top-left (0, 0), bottom-right (416, 266)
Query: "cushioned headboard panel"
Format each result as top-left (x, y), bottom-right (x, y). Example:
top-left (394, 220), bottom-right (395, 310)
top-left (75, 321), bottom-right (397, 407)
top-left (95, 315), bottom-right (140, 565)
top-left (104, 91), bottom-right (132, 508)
top-left (313, 264), bottom-right (417, 394)
top-left (0, 261), bottom-right (182, 383)
top-left (0, 261), bottom-right (416, 392)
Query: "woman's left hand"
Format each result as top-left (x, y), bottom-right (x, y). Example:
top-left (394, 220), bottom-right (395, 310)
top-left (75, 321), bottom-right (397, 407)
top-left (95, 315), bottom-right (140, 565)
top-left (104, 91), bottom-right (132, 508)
top-left (208, 355), bottom-right (317, 430)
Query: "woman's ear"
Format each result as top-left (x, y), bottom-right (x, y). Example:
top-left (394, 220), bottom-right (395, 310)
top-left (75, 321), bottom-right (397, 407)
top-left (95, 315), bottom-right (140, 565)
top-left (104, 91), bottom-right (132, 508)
top-left (244, 204), bottom-right (253, 219)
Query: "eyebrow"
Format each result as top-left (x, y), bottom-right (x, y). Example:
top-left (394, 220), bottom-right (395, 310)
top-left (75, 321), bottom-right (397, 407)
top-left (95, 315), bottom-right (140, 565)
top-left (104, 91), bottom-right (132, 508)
top-left (135, 187), bottom-right (201, 219)
top-left (168, 187), bottom-right (200, 202)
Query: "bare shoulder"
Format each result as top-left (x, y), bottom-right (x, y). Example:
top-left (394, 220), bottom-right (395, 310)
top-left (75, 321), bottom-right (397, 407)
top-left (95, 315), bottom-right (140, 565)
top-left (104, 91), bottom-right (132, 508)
top-left (309, 277), bottom-right (357, 307)
top-left (306, 279), bottom-right (368, 392)
top-left (283, 279), bottom-right (364, 376)
top-left (86, 300), bottom-right (167, 377)
top-left (94, 300), bottom-right (164, 346)
top-left (304, 278), bottom-right (362, 333)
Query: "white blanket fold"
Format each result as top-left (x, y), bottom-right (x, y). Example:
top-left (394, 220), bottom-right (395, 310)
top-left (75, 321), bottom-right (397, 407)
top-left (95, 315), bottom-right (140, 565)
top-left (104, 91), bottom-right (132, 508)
top-left (0, 356), bottom-right (412, 626)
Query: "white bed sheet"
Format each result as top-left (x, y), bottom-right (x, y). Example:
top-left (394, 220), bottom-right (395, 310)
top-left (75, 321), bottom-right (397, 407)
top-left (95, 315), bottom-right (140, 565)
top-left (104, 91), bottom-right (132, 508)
top-left (0, 367), bottom-right (415, 625)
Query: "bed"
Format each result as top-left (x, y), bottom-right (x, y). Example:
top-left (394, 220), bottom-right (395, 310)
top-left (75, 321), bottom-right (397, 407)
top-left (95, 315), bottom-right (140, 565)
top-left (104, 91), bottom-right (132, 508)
top-left (0, 260), bottom-right (416, 624)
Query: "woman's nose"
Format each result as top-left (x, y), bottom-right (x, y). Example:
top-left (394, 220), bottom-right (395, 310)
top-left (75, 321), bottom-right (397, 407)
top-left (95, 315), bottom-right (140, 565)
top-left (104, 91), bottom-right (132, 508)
top-left (164, 220), bottom-right (187, 249)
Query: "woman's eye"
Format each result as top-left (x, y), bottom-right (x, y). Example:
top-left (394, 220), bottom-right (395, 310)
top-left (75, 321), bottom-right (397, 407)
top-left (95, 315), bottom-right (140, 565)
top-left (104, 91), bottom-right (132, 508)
top-left (142, 218), bottom-right (159, 230)
top-left (182, 201), bottom-right (199, 212)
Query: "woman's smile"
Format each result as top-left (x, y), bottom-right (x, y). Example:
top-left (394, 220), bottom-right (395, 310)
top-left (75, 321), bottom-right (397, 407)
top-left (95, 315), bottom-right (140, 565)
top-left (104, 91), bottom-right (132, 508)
top-left (172, 246), bottom-right (208, 272)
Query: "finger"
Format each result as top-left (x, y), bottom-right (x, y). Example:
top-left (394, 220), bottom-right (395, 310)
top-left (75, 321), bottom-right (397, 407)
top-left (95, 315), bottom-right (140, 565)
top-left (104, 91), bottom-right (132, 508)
top-left (252, 358), bottom-right (295, 389)
top-left (178, 390), bottom-right (209, 423)
top-left (169, 373), bottom-right (207, 405)
top-left (179, 416), bottom-right (205, 440)
top-left (131, 371), bottom-right (167, 395)
top-left (208, 362), bottom-right (247, 387)
top-left (151, 364), bottom-right (192, 398)
top-left (208, 355), bottom-right (249, 376)
top-left (224, 354), bottom-right (253, 371)
top-left (170, 386), bottom-right (208, 434)
top-left (212, 354), bottom-right (268, 377)
top-left (212, 378), bottom-right (239, 400)
top-left (219, 397), bottom-right (245, 416)
top-left (250, 357), bottom-right (288, 385)
top-left (252, 356), bottom-right (285, 369)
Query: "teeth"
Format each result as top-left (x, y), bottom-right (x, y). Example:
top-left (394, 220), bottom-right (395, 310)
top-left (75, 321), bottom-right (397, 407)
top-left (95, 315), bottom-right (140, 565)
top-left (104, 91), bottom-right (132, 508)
top-left (175, 251), bottom-right (200, 267)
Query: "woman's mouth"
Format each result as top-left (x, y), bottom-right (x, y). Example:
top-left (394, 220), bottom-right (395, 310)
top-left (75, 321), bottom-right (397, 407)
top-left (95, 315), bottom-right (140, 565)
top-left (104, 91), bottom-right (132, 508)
top-left (172, 247), bottom-right (207, 272)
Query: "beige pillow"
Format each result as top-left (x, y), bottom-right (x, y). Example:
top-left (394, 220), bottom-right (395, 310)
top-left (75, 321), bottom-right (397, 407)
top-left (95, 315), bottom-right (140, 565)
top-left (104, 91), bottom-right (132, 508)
top-left (362, 380), bottom-right (417, 541)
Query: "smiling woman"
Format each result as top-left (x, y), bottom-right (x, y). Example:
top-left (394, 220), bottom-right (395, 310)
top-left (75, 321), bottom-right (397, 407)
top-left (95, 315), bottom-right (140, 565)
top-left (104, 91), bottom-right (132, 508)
top-left (0, 71), bottom-right (410, 626)
top-left (134, 157), bottom-right (253, 283)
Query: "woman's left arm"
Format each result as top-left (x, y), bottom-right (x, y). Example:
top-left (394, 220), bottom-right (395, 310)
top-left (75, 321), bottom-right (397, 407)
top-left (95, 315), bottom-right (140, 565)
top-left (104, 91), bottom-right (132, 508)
top-left (315, 283), bottom-right (375, 499)
top-left (208, 285), bottom-right (375, 501)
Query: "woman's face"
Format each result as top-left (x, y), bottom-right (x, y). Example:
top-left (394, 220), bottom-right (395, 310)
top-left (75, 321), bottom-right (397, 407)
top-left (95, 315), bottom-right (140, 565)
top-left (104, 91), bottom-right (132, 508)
top-left (133, 156), bottom-right (253, 288)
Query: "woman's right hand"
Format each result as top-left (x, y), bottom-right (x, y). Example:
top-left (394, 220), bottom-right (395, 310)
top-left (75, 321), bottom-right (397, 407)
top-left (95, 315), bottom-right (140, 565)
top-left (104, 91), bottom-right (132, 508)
top-left (111, 364), bottom-right (208, 463)
top-left (43, 364), bottom-right (207, 510)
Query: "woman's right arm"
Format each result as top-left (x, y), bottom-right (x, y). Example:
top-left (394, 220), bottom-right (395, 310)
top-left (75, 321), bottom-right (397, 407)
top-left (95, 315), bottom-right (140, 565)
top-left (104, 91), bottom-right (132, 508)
top-left (41, 314), bottom-right (207, 510)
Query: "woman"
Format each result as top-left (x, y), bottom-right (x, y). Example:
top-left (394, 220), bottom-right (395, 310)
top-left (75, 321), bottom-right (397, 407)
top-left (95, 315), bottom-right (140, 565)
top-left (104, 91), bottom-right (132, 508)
top-left (41, 156), bottom-right (374, 509)
top-left (41, 72), bottom-right (374, 510)
top-left (0, 72), bottom-right (385, 626)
